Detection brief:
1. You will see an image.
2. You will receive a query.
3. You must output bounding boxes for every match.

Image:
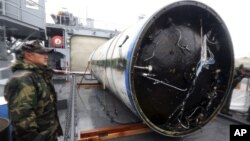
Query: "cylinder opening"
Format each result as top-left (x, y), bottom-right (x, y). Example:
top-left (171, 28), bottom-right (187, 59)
top-left (130, 1), bottom-right (234, 136)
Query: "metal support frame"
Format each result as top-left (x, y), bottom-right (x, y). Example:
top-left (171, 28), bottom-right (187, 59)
top-left (71, 74), bottom-right (77, 141)
top-left (79, 123), bottom-right (151, 141)
top-left (57, 70), bottom-right (92, 141)
top-left (64, 74), bottom-right (77, 141)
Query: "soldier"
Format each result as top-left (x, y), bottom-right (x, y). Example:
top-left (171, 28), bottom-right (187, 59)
top-left (221, 64), bottom-right (250, 121)
top-left (4, 40), bottom-right (63, 141)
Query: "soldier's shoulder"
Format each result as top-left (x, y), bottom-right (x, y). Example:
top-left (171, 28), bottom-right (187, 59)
top-left (4, 70), bottom-right (36, 101)
top-left (6, 70), bottom-right (34, 85)
top-left (13, 70), bottom-right (33, 77)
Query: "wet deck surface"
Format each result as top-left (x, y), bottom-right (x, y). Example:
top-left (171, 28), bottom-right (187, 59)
top-left (1, 76), bottom-right (250, 141)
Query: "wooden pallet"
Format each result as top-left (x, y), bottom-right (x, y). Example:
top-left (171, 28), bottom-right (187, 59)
top-left (78, 123), bottom-right (152, 141)
top-left (77, 82), bottom-right (102, 89)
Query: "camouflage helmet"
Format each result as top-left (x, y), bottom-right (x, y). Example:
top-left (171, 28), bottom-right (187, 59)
top-left (22, 40), bottom-right (54, 53)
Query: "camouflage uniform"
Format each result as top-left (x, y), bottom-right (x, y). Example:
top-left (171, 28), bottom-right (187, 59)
top-left (4, 60), bottom-right (63, 141)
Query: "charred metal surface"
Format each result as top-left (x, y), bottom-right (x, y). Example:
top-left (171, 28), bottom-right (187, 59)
top-left (131, 2), bottom-right (234, 136)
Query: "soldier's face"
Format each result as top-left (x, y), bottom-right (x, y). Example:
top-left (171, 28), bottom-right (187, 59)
top-left (25, 52), bottom-right (49, 66)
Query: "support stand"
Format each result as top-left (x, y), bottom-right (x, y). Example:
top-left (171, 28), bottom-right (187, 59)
top-left (79, 123), bottom-right (151, 141)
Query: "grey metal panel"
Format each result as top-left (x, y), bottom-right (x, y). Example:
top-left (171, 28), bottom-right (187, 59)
top-left (70, 36), bottom-right (108, 72)
top-left (4, 0), bottom-right (19, 19)
top-left (1, 0), bottom-right (45, 30)
top-left (71, 28), bottom-right (115, 39)
top-left (46, 23), bottom-right (117, 39)
top-left (20, 0), bottom-right (45, 29)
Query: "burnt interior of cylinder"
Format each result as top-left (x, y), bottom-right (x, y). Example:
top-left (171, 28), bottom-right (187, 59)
top-left (132, 4), bottom-right (233, 133)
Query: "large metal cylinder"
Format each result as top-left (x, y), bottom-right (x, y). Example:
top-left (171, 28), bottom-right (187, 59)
top-left (90, 1), bottom-right (234, 137)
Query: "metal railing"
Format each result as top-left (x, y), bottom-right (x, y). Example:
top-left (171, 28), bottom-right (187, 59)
top-left (246, 78), bottom-right (250, 110)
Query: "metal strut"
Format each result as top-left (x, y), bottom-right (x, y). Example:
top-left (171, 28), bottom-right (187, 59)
top-left (64, 74), bottom-right (78, 141)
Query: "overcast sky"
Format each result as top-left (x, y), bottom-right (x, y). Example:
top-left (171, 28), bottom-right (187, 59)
top-left (45, 0), bottom-right (250, 58)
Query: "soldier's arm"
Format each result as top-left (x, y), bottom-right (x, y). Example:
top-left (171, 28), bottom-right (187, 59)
top-left (239, 64), bottom-right (250, 78)
top-left (232, 64), bottom-right (250, 89)
top-left (4, 77), bottom-right (46, 141)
